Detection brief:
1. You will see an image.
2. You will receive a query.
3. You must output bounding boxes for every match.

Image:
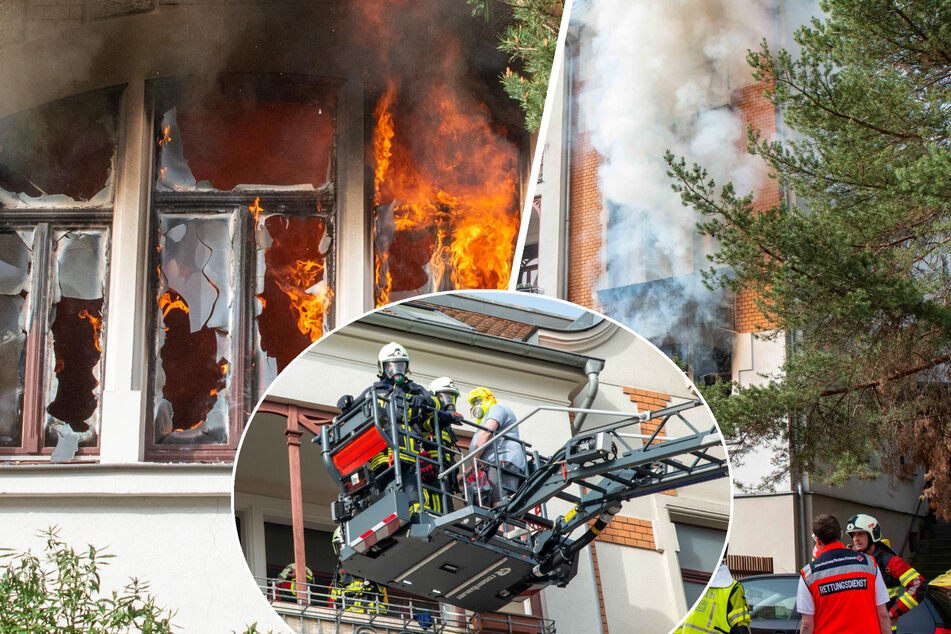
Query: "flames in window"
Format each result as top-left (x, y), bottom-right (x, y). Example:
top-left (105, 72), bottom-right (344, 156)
top-left (256, 210), bottom-right (333, 371)
top-left (372, 81), bottom-right (520, 306)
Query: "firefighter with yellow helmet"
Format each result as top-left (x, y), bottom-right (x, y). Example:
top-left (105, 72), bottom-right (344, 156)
top-left (675, 561), bottom-right (752, 634)
top-left (329, 526), bottom-right (388, 614)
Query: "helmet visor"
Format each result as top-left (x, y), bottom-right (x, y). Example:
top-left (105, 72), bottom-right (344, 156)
top-left (437, 392), bottom-right (457, 408)
top-left (383, 359), bottom-right (408, 379)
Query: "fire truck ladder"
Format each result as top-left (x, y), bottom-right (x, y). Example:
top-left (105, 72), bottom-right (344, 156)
top-left (442, 400), bottom-right (728, 582)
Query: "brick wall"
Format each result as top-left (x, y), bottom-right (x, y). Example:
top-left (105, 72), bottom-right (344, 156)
top-left (595, 515), bottom-right (656, 550)
top-left (731, 81), bottom-right (781, 334)
top-left (567, 70), bottom-right (603, 309)
top-left (622, 386), bottom-right (676, 495)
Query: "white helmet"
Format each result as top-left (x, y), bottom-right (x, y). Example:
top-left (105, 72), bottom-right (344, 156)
top-left (378, 342), bottom-right (410, 381)
top-left (429, 377), bottom-right (460, 408)
top-left (846, 513), bottom-right (883, 543)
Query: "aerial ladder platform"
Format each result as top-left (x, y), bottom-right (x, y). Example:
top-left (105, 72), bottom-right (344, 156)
top-left (321, 390), bottom-right (727, 613)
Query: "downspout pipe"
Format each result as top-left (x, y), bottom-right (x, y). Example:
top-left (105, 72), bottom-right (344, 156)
top-left (571, 358), bottom-right (605, 434)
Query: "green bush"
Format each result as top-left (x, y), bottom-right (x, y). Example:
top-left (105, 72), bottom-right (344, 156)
top-left (0, 527), bottom-right (175, 633)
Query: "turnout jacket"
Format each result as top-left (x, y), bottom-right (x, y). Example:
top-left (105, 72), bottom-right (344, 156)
top-left (868, 543), bottom-right (927, 622)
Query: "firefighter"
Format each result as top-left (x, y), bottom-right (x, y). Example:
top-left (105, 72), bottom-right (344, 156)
top-left (797, 514), bottom-right (891, 634)
top-left (675, 561), bottom-right (751, 634)
top-left (427, 376), bottom-right (462, 483)
top-left (847, 513), bottom-right (927, 631)
top-left (329, 527), bottom-right (388, 614)
top-left (362, 342), bottom-right (442, 514)
top-left (467, 387), bottom-right (527, 507)
top-left (274, 562), bottom-right (314, 603)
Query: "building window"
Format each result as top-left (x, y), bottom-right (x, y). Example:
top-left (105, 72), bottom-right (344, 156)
top-left (674, 521), bottom-right (728, 606)
top-left (0, 87), bottom-right (120, 456)
top-left (146, 76), bottom-right (337, 460)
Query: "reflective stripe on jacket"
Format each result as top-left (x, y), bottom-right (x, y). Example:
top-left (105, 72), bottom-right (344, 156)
top-left (676, 581), bottom-right (751, 634)
top-left (801, 543), bottom-right (880, 633)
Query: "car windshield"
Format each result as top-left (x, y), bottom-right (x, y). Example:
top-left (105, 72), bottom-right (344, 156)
top-left (743, 576), bottom-right (801, 621)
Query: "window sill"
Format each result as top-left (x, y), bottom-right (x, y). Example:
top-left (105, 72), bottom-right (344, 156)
top-left (0, 462), bottom-right (233, 497)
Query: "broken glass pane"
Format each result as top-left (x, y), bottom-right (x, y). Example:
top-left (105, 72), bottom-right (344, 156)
top-left (0, 88), bottom-right (119, 207)
top-left (154, 79), bottom-right (335, 192)
top-left (43, 229), bottom-right (109, 449)
top-left (254, 212), bottom-right (333, 389)
top-left (0, 230), bottom-right (32, 447)
top-left (153, 214), bottom-right (234, 445)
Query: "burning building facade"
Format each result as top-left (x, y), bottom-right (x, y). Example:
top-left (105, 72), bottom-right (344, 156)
top-left (523, 0), bottom-right (928, 610)
top-left (0, 0), bottom-right (529, 629)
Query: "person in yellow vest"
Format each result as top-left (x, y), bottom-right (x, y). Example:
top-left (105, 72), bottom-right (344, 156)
top-left (274, 562), bottom-right (314, 603)
top-left (675, 561), bottom-right (752, 634)
top-left (329, 526), bottom-right (388, 614)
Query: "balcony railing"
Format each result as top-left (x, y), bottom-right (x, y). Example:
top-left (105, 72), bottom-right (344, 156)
top-left (256, 576), bottom-right (556, 634)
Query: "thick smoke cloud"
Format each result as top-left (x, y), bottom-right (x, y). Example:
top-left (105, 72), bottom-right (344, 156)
top-left (577, 0), bottom-right (773, 344)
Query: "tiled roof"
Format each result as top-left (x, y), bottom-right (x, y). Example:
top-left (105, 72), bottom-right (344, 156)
top-left (416, 302), bottom-right (536, 341)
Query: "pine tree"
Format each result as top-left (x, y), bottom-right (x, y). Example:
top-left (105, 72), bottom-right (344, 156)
top-left (469, 0), bottom-right (564, 132)
top-left (666, 0), bottom-right (951, 515)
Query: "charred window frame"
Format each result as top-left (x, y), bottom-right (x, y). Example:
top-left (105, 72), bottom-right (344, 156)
top-left (0, 87), bottom-right (120, 457)
top-left (144, 76), bottom-right (338, 462)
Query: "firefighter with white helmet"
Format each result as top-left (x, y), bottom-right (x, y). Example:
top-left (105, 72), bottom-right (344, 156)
top-left (428, 376), bottom-right (460, 411)
top-left (359, 342), bottom-right (443, 514)
top-left (427, 377), bottom-right (462, 494)
top-left (330, 526), bottom-right (388, 614)
top-left (846, 513), bottom-right (926, 631)
top-left (378, 342), bottom-right (411, 384)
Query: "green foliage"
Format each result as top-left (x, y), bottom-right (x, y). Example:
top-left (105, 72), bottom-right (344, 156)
top-left (469, 0), bottom-right (564, 132)
top-left (668, 0), bottom-right (951, 513)
top-left (0, 527), bottom-right (175, 633)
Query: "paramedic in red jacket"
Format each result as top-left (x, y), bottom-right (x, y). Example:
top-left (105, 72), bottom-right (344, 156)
top-left (796, 514), bottom-right (891, 634)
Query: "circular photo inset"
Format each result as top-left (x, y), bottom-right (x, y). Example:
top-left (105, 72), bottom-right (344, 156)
top-left (232, 291), bottom-right (732, 633)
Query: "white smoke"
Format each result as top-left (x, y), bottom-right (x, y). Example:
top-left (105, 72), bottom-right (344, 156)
top-left (577, 0), bottom-right (774, 343)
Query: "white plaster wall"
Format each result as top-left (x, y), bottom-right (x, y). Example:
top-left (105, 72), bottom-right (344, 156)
top-left (730, 494), bottom-right (799, 573)
top-left (730, 331), bottom-right (790, 493)
top-left (598, 542), bottom-right (680, 634)
top-left (540, 548), bottom-right (604, 633)
top-left (0, 495), bottom-right (288, 634)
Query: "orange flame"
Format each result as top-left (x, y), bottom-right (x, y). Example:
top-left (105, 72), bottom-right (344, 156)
top-left (158, 125), bottom-right (171, 147)
top-left (273, 259), bottom-right (334, 341)
top-left (249, 197), bottom-right (264, 224)
top-left (371, 82), bottom-right (519, 306)
top-left (78, 309), bottom-right (103, 353)
top-left (158, 291), bottom-right (189, 318)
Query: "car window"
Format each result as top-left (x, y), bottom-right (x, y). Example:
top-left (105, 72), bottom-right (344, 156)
top-left (743, 577), bottom-right (801, 621)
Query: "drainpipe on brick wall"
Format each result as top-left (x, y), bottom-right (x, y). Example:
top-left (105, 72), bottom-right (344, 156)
top-left (561, 36), bottom-right (576, 301)
top-left (571, 358), bottom-right (605, 434)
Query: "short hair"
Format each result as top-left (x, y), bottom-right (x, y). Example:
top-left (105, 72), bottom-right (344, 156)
top-left (813, 514), bottom-right (841, 545)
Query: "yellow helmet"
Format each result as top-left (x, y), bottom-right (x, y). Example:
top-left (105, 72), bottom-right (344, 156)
top-left (467, 387), bottom-right (496, 421)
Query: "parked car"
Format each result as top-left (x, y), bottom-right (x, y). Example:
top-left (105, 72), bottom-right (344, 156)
top-left (741, 573), bottom-right (951, 634)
